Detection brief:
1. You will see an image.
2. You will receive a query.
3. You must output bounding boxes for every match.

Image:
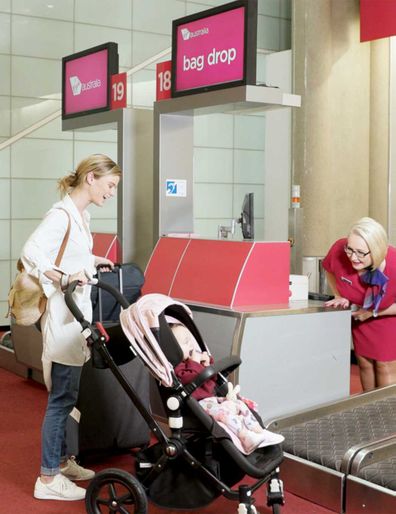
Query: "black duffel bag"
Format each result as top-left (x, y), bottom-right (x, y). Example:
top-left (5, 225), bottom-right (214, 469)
top-left (91, 263), bottom-right (144, 323)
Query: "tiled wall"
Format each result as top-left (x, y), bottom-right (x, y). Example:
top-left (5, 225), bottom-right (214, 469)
top-left (192, 1), bottom-right (291, 240)
top-left (193, 113), bottom-right (268, 239)
top-left (0, 0), bottom-right (291, 318)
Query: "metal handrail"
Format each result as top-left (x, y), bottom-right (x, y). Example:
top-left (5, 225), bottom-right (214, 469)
top-left (0, 46), bottom-right (171, 152)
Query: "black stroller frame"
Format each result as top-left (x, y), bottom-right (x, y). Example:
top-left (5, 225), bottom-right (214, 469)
top-left (65, 279), bottom-right (285, 514)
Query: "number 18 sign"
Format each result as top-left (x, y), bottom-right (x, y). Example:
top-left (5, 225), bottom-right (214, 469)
top-left (156, 60), bottom-right (172, 101)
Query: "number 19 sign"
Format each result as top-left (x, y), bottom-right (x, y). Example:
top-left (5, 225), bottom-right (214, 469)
top-left (156, 60), bottom-right (172, 101)
top-left (111, 72), bottom-right (127, 110)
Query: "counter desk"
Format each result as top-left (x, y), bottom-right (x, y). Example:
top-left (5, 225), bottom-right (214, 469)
top-left (144, 237), bottom-right (352, 422)
top-left (187, 300), bottom-right (352, 423)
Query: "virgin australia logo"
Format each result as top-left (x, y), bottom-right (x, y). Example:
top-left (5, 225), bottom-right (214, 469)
top-left (69, 76), bottom-right (82, 96)
top-left (69, 75), bottom-right (102, 96)
top-left (181, 26), bottom-right (209, 40)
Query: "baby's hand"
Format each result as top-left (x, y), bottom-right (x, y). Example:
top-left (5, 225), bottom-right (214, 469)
top-left (190, 349), bottom-right (203, 363)
top-left (200, 351), bottom-right (210, 367)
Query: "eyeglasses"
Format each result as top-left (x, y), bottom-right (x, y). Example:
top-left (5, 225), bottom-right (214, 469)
top-left (344, 245), bottom-right (371, 259)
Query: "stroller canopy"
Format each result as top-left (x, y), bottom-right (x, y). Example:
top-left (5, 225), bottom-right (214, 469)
top-left (120, 293), bottom-right (194, 387)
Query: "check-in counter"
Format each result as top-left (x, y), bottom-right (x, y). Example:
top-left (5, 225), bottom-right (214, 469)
top-left (187, 300), bottom-right (351, 422)
top-left (144, 237), bottom-right (351, 421)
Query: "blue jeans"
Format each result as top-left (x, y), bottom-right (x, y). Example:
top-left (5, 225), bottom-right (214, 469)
top-left (41, 363), bottom-right (82, 476)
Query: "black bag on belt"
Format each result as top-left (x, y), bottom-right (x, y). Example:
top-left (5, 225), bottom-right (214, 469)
top-left (91, 263), bottom-right (144, 323)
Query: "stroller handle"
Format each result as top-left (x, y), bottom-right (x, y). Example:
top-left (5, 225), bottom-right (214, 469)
top-left (64, 279), bottom-right (130, 324)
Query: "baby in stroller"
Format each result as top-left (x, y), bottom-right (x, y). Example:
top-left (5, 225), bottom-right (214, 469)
top-left (66, 285), bottom-right (286, 514)
top-left (169, 322), bottom-right (285, 455)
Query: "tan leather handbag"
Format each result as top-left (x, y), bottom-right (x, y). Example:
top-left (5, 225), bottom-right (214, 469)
top-left (7, 209), bottom-right (71, 326)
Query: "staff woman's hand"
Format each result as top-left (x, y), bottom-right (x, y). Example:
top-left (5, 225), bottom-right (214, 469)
top-left (325, 296), bottom-right (350, 309)
top-left (352, 308), bottom-right (373, 322)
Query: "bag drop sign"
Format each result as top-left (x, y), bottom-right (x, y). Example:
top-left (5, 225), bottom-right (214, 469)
top-left (166, 179), bottom-right (187, 197)
top-left (183, 47), bottom-right (237, 72)
top-left (175, 6), bottom-right (245, 92)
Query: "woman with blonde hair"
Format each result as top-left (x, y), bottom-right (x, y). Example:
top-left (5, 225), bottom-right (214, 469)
top-left (21, 154), bottom-right (121, 501)
top-left (323, 217), bottom-right (396, 391)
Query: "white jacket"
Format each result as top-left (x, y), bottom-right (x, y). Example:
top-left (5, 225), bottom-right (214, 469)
top-left (21, 195), bottom-right (96, 390)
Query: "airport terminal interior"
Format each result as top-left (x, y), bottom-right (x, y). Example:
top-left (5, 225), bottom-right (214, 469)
top-left (1, 1), bottom-right (396, 513)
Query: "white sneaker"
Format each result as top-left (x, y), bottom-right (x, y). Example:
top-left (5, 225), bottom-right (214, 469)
top-left (34, 473), bottom-right (86, 501)
top-left (61, 456), bottom-right (95, 481)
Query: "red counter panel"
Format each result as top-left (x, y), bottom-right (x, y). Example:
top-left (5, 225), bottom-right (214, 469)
top-left (232, 241), bottom-right (290, 306)
top-left (144, 237), bottom-right (290, 307)
top-left (170, 239), bottom-right (252, 306)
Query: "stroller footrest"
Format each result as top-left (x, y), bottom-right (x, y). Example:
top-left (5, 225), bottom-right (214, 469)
top-left (221, 439), bottom-right (283, 479)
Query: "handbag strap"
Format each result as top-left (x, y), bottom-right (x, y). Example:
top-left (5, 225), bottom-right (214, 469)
top-left (54, 208), bottom-right (71, 267)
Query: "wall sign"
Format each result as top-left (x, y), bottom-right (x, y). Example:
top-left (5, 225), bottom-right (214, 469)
top-left (360, 0), bottom-right (396, 42)
top-left (166, 179), bottom-right (187, 197)
top-left (111, 72), bottom-right (127, 110)
top-left (156, 60), bottom-right (172, 101)
top-left (171, 0), bottom-right (257, 97)
top-left (62, 42), bottom-right (119, 119)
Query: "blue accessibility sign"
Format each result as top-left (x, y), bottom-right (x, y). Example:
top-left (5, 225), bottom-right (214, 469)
top-left (166, 180), bottom-right (177, 195)
top-left (165, 179), bottom-right (187, 197)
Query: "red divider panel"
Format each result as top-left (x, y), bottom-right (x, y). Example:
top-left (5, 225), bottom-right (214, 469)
top-left (143, 237), bottom-right (191, 295)
top-left (92, 233), bottom-right (120, 262)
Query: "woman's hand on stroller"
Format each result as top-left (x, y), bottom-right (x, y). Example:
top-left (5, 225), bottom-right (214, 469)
top-left (95, 256), bottom-right (114, 272)
top-left (69, 269), bottom-right (91, 287)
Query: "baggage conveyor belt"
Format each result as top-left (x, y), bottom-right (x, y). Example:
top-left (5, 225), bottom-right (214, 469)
top-left (356, 455), bottom-right (396, 489)
top-left (266, 384), bottom-right (396, 513)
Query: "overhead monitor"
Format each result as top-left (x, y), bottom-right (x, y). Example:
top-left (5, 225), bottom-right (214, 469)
top-left (62, 42), bottom-right (119, 120)
top-left (171, 0), bottom-right (257, 97)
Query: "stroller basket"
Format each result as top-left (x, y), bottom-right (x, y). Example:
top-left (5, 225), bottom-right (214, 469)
top-left (136, 436), bottom-right (283, 509)
top-left (136, 437), bottom-right (246, 509)
top-left (64, 280), bottom-right (285, 514)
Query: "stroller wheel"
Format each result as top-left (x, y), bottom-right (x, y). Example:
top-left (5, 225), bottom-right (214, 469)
top-left (85, 468), bottom-right (147, 514)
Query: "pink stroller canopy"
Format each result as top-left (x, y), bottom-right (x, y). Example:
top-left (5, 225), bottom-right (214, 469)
top-left (119, 293), bottom-right (193, 387)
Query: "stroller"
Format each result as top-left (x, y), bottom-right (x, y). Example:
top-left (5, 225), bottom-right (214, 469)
top-left (65, 279), bottom-right (285, 514)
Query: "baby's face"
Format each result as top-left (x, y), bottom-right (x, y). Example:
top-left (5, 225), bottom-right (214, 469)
top-left (171, 325), bottom-right (196, 359)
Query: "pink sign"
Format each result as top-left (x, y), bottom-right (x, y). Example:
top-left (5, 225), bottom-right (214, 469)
top-left (175, 6), bottom-right (245, 93)
top-left (64, 49), bottom-right (109, 115)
